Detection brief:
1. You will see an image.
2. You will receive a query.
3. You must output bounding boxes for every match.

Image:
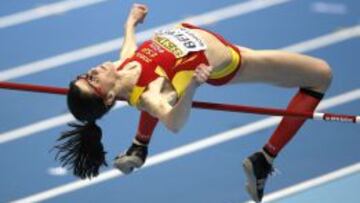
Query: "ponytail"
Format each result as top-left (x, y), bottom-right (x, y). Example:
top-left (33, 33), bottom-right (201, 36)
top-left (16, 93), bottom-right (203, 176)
top-left (54, 121), bottom-right (107, 179)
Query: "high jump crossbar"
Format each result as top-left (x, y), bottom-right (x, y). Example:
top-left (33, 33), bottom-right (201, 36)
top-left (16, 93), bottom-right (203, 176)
top-left (0, 81), bottom-right (359, 124)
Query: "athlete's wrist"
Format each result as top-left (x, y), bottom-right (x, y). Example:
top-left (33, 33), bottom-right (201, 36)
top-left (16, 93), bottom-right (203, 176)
top-left (124, 20), bottom-right (137, 29)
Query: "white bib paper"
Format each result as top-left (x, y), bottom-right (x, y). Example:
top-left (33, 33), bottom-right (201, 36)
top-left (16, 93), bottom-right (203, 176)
top-left (155, 27), bottom-right (207, 58)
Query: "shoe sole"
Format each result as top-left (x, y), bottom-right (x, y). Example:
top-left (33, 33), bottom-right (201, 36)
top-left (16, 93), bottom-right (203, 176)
top-left (114, 155), bottom-right (144, 174)
top-left (243, 158), bottom-right (261, 203)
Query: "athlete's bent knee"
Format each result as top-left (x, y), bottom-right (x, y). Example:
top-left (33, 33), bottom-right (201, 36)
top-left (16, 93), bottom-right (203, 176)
top-left (319, 59), bottom-right (332, 88)
top-left (314, 59), bottom-right (333, 93)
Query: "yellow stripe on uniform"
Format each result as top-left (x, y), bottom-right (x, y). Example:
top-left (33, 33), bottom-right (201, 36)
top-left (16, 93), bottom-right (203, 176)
top-left (154, 66), bottom-right (169, 79)
top-left (209, 47), bottom-right (240, 80)
top-left (171, 70), bottom-right (194, 97)
top-left (129, 86), bottom-right (146, 106)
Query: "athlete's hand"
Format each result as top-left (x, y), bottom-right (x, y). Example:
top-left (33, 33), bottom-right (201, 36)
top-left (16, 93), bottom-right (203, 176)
top-left (126, 3), bottom-right (148, 26)
top-left (193, 64), bottom-right (213, 86)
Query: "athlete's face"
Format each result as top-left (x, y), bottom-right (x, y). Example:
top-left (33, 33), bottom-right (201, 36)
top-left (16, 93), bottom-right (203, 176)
top-left (75, 62), bottom-right (118, 101)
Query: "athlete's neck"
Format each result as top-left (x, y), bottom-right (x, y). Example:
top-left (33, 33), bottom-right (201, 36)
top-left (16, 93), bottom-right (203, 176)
top-left (114, 61), bottom-right (141, 100)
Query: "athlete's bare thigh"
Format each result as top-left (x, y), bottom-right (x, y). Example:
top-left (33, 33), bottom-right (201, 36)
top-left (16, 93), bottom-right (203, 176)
top-left (192, 29), bottom-right (233, 71)
top-left (228, 47), bottom-right (332, 93)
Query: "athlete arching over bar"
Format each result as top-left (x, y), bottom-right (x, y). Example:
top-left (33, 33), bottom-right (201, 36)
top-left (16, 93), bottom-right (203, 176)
top-left (53, 4), bottom-right (332, 202)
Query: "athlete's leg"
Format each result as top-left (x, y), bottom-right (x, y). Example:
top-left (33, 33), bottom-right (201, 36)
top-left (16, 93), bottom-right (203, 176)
top-left (230, 48), bottom-right (332, 93)
top-left (233, 48), bottom-right (332, 202)
top-left (233, 48), bottom-right (332, 154)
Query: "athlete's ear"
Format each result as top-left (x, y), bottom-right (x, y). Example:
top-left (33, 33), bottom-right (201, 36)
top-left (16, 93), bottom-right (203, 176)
top-left (104, 91), bottom-right (116, 107)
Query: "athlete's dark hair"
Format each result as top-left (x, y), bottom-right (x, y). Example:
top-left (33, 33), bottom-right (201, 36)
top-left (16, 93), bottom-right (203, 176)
top-left (53, 81), bottom-right (114, 179)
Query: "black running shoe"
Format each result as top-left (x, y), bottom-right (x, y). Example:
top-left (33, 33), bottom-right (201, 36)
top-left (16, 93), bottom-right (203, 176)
top-left (243, 152), bottom-right (273, 202)
top-left (114, 143), bottom-right (148, 174)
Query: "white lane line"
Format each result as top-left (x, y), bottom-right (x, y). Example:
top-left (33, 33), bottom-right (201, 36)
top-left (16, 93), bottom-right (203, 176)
top-left (310, 2), bottom-right (348, 15)
top-left (11, 88), bottom-right (360, 203)
top-left (283, 26), bottom-right (360, 53)
top-left (0, 0), bottom-right (292, 81)
top-left (0, 113), bottom-right (73, 144)
top-left (0, 24), bottom-right (359, 145)
top-left (244, 162), bottom-right (360, 203)
top-left (0, 102), bottom-right (127, 144)
top-left (0, 0), bottom-right (108, 29)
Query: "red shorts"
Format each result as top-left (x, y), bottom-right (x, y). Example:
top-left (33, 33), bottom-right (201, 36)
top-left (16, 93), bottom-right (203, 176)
top-left (180, 23), bottom-right (242, 86)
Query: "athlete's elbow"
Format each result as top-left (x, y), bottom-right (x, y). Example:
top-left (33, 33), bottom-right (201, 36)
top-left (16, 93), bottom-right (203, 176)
top-left (170, 126), bottom-right (181, 134)
top-left (161, 107), bottom-right (189, 134)
top-left (164, 117), bottom-right (183, 133)
top-left (165, 122), bottom-right (182, 134)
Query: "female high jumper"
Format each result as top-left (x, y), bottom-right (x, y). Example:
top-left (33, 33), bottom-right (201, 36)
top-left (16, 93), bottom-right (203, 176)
top-left (53, 3), bottom-right (332, 202)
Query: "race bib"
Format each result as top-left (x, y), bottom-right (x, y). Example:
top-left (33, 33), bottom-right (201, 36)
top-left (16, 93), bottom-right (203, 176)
top-left (154, 27), bottom-right (207, 58)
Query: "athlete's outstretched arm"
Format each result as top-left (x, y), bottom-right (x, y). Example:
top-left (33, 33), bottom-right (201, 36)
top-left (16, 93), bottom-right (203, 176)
top-left (119, 4), bottom-right (148, 59)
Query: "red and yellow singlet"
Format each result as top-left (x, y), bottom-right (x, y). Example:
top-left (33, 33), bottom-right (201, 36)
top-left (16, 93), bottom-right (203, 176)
top-left (118, 23), bottom-right (242, 107)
